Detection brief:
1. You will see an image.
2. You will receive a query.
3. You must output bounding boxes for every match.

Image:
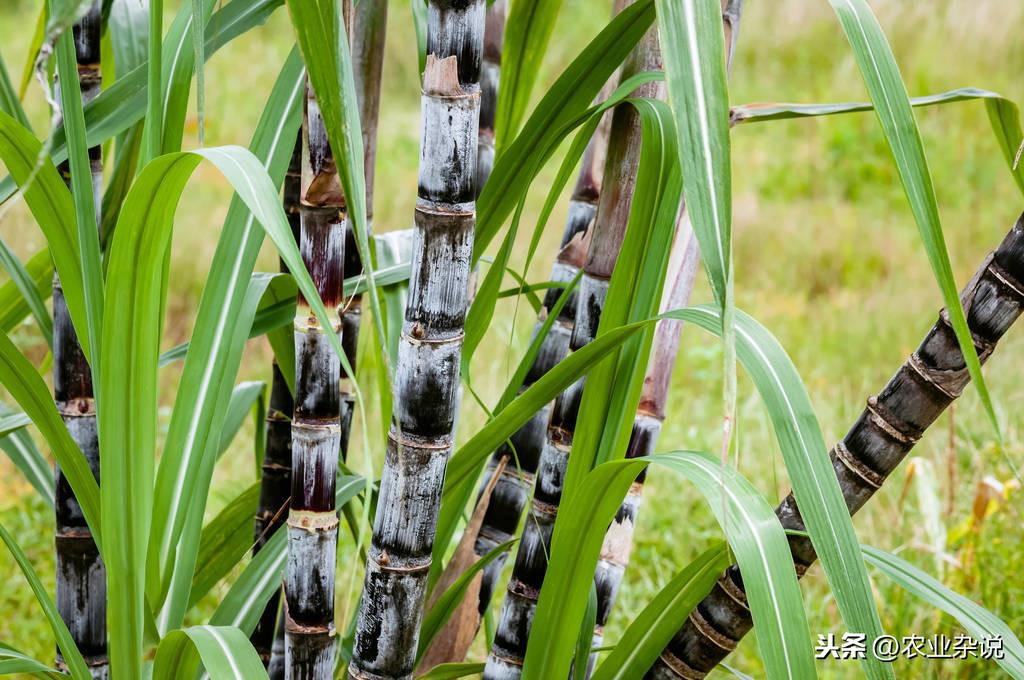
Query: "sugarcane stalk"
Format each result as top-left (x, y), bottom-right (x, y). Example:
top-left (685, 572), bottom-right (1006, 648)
top-left (254, 130), bottom-right (302, 675)
top-left (589, 3), bottom-right (744, 668)
top-left (647, 214), bottom-right (1024, 679)
top-left (53, 3), bottom-right (107, 677)
top-left (339, 0), bottom-right (388, 460)
top-left (472, 105), bottom-right (614, 617)
top-left (477, 0), bottom-right (506, 193)
top-left (483, 13), bottom-right (664, 679)
top-left (348, 2), bottom-right (487, 678)
top-left (284, 62), bottom-right (350, 677)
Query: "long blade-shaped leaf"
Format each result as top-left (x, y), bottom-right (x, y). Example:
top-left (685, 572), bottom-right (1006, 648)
top-left (862, 545), bottom-right (1024, 678)
top-left (0, 52), bottom-right (30, 128)
top-left (826, 0), bottom-right (997, 434)
top-left (145, 51), bottom-right (301, 630)
top-left (0, 249), bottom-right (52, 333)
top-left (591, 544), bottom-right (729, 680)
top-left (523, 452), bottom-right (814, 680)
top-left (0, 402), bottom-right (55, 506)
top-left (152, 626), bottom-right (268, 680)
top-left (54, 9), bottom-right (104, 376)
top-left (0, 236), bottom-right (52, 344)
top-left (493, 0), bottom-right (566, 151)
top-left (656, 0), bottom-right (736, 465)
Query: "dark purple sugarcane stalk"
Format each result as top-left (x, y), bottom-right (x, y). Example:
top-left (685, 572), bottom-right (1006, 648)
top-left (477, 0), bottom-right (506, 193)
top-left (348, 2), bottom-right (487, 678)
top-left (53, 3), bottom-right (107, 677)
top-left (647, 215), bottom-right (1024, 678)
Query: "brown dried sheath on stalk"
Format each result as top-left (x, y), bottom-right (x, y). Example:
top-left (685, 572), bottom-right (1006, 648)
top-left (254, 131), bottom-right (301, 675)
top-left (589, 1), bottom-right (744, 669)
top-left (483, 8), bottom-right (665, 678)
top-left (647, 217), bottom-right (1024, 679)
top-left (53, 3), bottom-right (108, 678)
top-left (284, 0), bottom-right (354, 668)
top-left (348, 1), bottom-right (487, 679)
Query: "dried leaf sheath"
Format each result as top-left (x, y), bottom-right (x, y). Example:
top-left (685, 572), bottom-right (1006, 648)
top-left (483, 18), bottom-right (664, 680)
top-left (253, 131), bottom-right (301, 674)
top-left (349, 2), bottom-right (486, 679)
top-left (284, 79), bottom-right (347, 678)
top-left (472, 119), bottom-right (612, 615)
top-left (648, 215), bottom-right (1024, 679)
top-left (53, 3), bottom-right (107, 677)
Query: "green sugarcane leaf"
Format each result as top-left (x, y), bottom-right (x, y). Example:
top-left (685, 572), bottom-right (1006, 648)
top-left (152, 626), bottom-right (268, 680)
top-left (0, 111), bottom-right (90, 363)
top-left (141, 0), bottom-right (163, 164)
top-left (0, 249), bottom-right (52, 334)
top-left (102, 139), bottom-right (364, 673)
top-left (0, 53), bottom-right (30, 129)
top-left (682, 304), bottom-right (890, 679)
top-left (53, 8), bottom-right (105, 378)
top-left (656, 0), bottom-right (737, 482)
top-left (189, 482), bottom-right (261, 608)
top-left (463, 198), bottom-right (523, 379)
top-left (108, 0), bottom-right (149, 77)
top-left (158, 272), bottom-right (298, 367)
top-left (475, 0), bottom-right (658, 260)
top-left (417, 538), bottom-right (517, 662)
top-left (862, 545), bottom-right (1024, 678)
top-left (731, 86), bottom-right (1024, 198)
top-left (564, 97), bottom-right (682, 497)
top-left (590, 543), bottom-right (729, 680)
top-left (493, 0), bottom-right (566, 152)
top-left (0, 520), bottom-right (91, 680)
top-left (145, 53), bottom-right (301, 634)
top-left (826, 0), bottom-right (997, 436)
top-left (159, 0), bottom-right (216, 156)
top-left (0, 0), bottom-right (286, 205)
top-left (0, 330), bottom-right (100, 539)
top-left (573, 583), bottom-right (598, 679)
top-left (0, 642), bottom-right (61, 677)
top-left (411, 0), bottom-right (428, 74)
top-left (417, 662), bottom-right (486, 680)
top-left (523, 452), bottom-right (814, 680)
top-left (0, 402), bottom-right (55, 506)
top-left (191, 0), bottom-right (206, 145)
top-left (217, 381), bottom-right (266, 458)
top-left (0, 236), bottom-right (52, 345)
top-left (18, 4), bottom-right (48, 101)
top-left (0, 411), bottom-right (31, 437)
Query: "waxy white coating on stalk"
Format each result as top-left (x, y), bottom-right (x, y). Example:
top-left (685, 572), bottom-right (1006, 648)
top-left (350, 2), bottom-right (486, 677)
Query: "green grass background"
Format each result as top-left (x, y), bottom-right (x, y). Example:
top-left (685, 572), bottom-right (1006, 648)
top-left (1, 0), bottom-right (1022, 677)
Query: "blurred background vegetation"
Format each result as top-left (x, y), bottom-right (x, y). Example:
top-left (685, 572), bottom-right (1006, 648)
top-left (1, 0), bottom-right (1022, 677)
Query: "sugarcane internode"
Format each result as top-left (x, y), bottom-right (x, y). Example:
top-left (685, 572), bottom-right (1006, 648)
top-left (649, 212), bottom-right (1024, 679)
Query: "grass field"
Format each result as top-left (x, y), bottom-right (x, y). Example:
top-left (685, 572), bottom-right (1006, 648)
top-left (1, 0), bottom-right (1022, 677)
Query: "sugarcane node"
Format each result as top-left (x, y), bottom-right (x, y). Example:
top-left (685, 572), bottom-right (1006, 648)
top-left (688, 607), bottom-right (738, 652)
top-left (987, 253), bottom-right (1024, 299)
top-left (423, 54), bottom-right (466, 97)
top-left (490, 649), bottom-right (526, 667)
top-left (284, 614), bottom-right (336, 636)
top-left (387, 427), bottom-right (453, 451)
top-left (833, 439), bottom-right (884, 489)
top-left (659, 649), bottom-right (709, 680)
top-left (906, 350), bottom-right (967, 400)
top-left (287, 509), bottom-right (339, 532)
top-left (531, 498), bottom-right (559, 518)
top-left (716, 573), bottom-right (749, 611)
top-left (865, 395), bottom-right (920, 445)
top-left (507, 578), bottom-right (539, 600)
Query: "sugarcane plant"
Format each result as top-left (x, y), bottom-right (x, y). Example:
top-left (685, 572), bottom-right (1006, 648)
top-left (0, 0), bottom-right (1023, 679)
